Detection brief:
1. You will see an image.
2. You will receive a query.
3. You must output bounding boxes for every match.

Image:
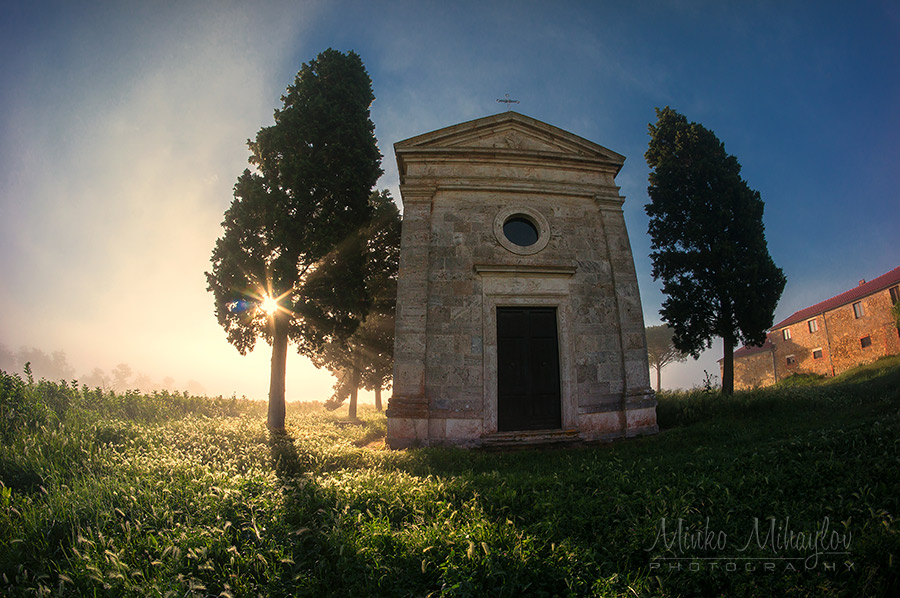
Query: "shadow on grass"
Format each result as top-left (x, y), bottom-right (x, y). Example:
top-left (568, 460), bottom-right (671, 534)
top-left (259, 360), bottom-right (900, 597)
top-left (352, 417), bottom-right (387, 448)
top-left (266, 429), bottom-right (438, 595)
top-left (269, 430), bottom-right (303, 480)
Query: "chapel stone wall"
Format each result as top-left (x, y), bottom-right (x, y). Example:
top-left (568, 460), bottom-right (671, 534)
top-left (386, 112), bottom-right (656, 448)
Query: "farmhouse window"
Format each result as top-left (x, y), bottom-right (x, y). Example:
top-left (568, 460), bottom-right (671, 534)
top-left (860, 336), bottom-right (872, 349)
top-left (890, 285), bottom-right (900, 304)
top-left (813, 349), bottom-right (823, 359)
top-left (853, 302), bottom-right (864, 318)
top-left (782, 328), bottom-right (791, 340)
top-left (808, 319), bottom-right (818, 333)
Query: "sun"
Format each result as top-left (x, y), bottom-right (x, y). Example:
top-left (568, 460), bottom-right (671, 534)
top-left (260, 295), bottom-right (279, 316)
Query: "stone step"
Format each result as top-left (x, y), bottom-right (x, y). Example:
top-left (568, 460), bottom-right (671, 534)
top-left (480, 428), bottom-right (582, 451)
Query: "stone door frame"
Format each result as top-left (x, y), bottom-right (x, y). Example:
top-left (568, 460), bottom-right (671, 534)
top-left (477, 266), bottom-right (577, 436)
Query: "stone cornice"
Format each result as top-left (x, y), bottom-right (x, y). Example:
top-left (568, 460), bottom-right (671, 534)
top-left (474, 264), bottom-right (577, 277)
top-left (397, 184), bottom-right (436, 202)
top-left (399, 180), bottom-right (625, 209)
top-left (395, 147), bottom-right (623, 171)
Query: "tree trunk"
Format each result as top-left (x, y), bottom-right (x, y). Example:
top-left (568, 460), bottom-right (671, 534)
top-left (267, 313), bottom-right (288, 431)
top-left (721, 334), bottom-right (735, 396)
top-left (656, 364), bottom-right (662, 393)
top-left (348, 363), bottom-right (361, 421)
top-left (374, 386), bottom-right (382, 411)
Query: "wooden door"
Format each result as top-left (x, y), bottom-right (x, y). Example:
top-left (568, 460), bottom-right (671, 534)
top-left (497, 307), bottom-right (562, 431)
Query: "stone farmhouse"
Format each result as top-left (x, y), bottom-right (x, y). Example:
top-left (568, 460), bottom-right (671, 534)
top-left (729, 265), bottom-right (900, 389)
top-left (385, 112), bottom-right (656, 448)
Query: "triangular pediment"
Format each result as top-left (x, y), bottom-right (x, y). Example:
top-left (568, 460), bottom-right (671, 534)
top-left (394, 112), bottom-right (625, 166)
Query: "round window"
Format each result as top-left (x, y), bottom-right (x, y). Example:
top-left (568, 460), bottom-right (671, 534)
top-left (493, 207), bottom-right (550, 255)
top-left (503, 216), bottom-right (539, 247)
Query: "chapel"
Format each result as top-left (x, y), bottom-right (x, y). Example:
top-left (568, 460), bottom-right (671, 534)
top-left (385, 112), bottom-right (656, 448)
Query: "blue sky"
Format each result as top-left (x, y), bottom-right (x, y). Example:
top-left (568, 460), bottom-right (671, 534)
top-left (1, 0), bottom-right (898, 398)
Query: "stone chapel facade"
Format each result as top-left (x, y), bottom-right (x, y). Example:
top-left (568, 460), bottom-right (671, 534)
top-left (385, 112), bottom-right (656, 448)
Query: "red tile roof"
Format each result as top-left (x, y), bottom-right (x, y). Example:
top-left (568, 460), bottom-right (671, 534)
top-left (732, 339), bottom-right (775, 359)
top-left (771, 265), bottom-right (900, 330)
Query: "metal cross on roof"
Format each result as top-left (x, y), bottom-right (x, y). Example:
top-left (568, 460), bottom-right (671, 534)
top-left (496, 93), bottom-right (520, 111)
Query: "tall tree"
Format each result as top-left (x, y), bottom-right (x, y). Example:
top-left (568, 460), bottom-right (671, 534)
top-left (645, 107), bottom-right (785, 395)
top-left (317, 190), bottom-right (400, 417)
top-left (645, 324), bottom-right (687, 392)
top-left (206, 49), bottom-right (382, 430)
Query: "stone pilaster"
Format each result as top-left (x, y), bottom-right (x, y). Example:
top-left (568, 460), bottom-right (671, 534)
top-left (386, 185), bottom-right (434, 447)
top-left (598, 195), bottom-right (657, 438)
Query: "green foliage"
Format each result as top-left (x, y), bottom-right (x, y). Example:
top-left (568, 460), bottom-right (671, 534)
top-left (775, 372), bottom-right (827, 387)
top-left (317, 189), bottom-right (401, 414)
top-left (1, 366), bottom-right (274, 438)
top-left (2, 359), bottom-right (900, 596)
top-left (0, 369), bottom-right (56, 441)
top-left (657, 355), bottom-right (900, 428)
top-left (828, 354), bottom-right (900, 388)
top-left (645, 107), bottom-right (786, 393)
top-left (206, 47), bottom-right (382, 354)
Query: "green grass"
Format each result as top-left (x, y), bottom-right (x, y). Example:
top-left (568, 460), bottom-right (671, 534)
top-left (2, 357), bottom-right (900, 596)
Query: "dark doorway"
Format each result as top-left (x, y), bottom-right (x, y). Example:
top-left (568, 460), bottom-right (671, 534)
top-left (497, 307), bottom-right (562, 431)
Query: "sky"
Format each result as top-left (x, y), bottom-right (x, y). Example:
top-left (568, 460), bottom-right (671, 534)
top-left (1, 0), bottom-right (898, 400)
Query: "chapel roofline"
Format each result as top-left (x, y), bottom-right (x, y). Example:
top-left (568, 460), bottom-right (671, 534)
top-left (394, 111), bottom-right (626, 182)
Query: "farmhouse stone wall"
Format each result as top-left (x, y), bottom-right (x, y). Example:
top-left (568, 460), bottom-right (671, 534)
top-left (386, 112), bottom-right (656, 448)
top-left (816, 287), bottom-right (900, 375)
top-left (774, 315), bottom-right (834, 380)
top-left (731, 272), bottom-right (900, 388)
top-left (732, 348), bottom-right (777, 390)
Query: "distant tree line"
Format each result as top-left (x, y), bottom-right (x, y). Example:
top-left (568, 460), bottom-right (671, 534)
top-left (0, 344), bottom-right (206, 395)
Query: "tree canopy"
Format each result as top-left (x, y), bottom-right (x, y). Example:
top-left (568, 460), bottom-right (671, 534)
top-left (645, 324), bottom-right (687, 392)
top-left (314, 189), bottom-right (401, 418)
top-left (645, 107), bottom-right (785, 395)
top-left (205, 49), bottom-right (382, 429)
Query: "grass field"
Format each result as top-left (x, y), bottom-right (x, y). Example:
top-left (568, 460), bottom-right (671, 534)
top-left (2, 357), bottom-right (899, 597)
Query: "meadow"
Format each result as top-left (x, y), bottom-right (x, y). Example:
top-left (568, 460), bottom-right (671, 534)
top-left (1, 357), bottom-right (899, 597)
